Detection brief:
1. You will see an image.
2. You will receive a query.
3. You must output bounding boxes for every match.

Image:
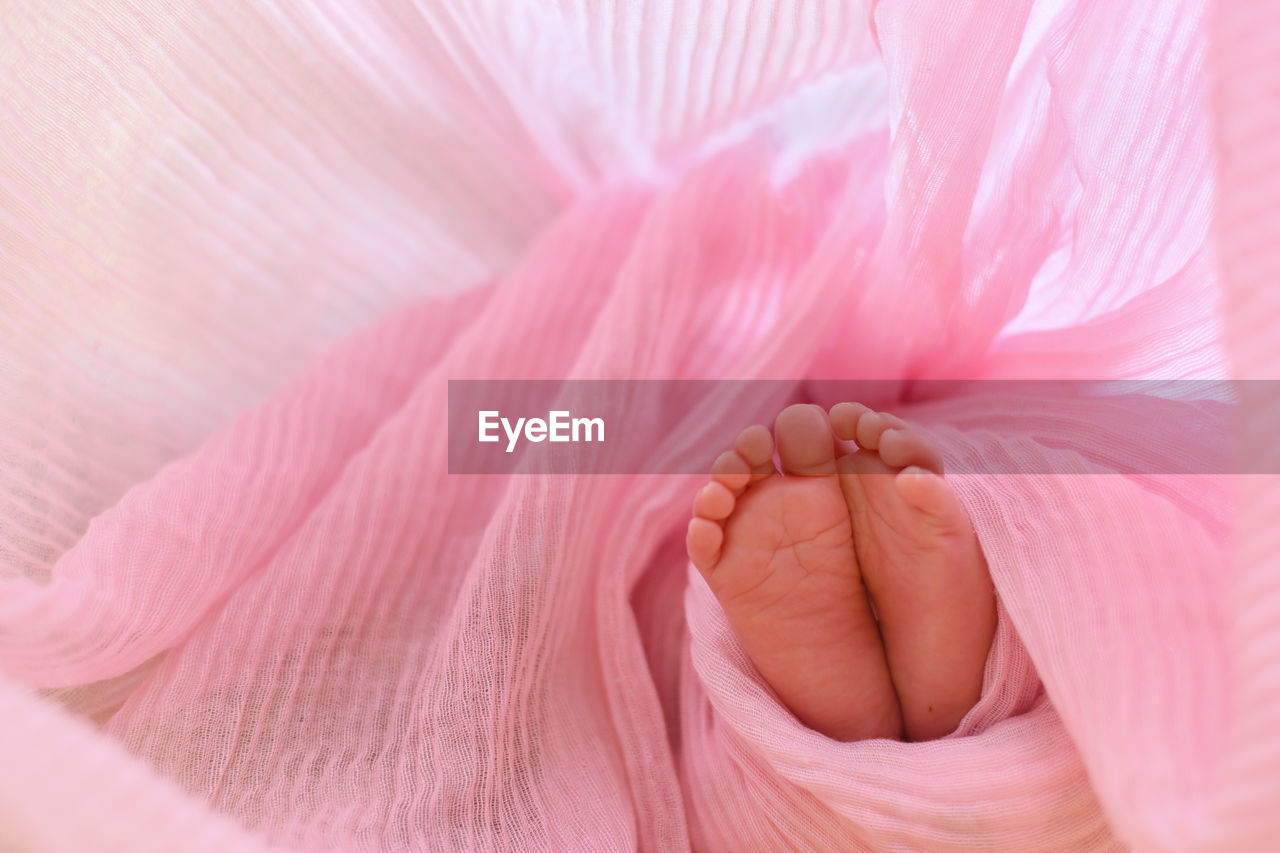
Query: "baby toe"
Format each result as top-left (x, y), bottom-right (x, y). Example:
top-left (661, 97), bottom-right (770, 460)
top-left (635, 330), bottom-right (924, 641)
top-left (878, 427), bottom-right (944, 473)
top-left (829, 402), bottom-right (872, 443)
top-left (710, 450), bottom-right (752, 493)
top-left (894, 466), bottom-right (961, 524)
top-left (854, 411), bottom-right (907, 451)
top-left (686, 517), bottom-right (725, 573)
top-left (693, 481), bottom-right (736, 520)
top-left (734, 424), bottom-right (776, 480)
top-left (775, 404), bottom-right (837, 475)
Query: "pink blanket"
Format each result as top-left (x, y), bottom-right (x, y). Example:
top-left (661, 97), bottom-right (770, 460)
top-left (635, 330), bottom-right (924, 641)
top-left (2, 0), bottom-right (1278, 849)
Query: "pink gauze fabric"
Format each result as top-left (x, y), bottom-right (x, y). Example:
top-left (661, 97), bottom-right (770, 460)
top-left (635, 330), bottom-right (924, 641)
top-left (1, 0), bottom-right (1278, 850)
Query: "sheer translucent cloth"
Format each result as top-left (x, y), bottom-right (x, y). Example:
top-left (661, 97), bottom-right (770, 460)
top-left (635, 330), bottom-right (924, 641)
top-left (2, 1), bottom-right (1277, 850)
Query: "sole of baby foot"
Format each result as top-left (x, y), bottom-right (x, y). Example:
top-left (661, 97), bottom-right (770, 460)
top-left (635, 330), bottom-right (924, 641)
top-left (687, 404), bottom-right (902, 742)
top-left (830, 402), bottom-right (996, 742)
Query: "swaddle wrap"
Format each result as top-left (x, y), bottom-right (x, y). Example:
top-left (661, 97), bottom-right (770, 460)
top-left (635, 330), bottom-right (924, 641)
top-left (2, 0), bottom-right (1278, 850)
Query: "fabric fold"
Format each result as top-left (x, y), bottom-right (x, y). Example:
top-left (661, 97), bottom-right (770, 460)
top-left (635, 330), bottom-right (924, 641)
top-left (2, 0), bottom-right (1273, 850)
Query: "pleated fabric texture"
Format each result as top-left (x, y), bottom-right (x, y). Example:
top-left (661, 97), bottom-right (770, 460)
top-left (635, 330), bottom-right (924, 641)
top-left (0, 0), bottom-right (1274, 850)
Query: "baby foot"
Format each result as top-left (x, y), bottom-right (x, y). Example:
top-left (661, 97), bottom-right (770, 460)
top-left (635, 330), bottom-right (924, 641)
top-left (686, 404), bottom-right (902, 741)
top-left (829, 403), bottom-right (996, 742)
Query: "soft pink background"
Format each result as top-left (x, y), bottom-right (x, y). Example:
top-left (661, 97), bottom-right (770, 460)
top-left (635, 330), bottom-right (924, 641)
top-left (1, 1), bottom-right (1276, 850)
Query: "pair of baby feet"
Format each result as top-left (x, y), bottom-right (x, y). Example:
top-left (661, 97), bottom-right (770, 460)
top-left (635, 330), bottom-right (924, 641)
top-left (686, 403), bottom-right (996, 742)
